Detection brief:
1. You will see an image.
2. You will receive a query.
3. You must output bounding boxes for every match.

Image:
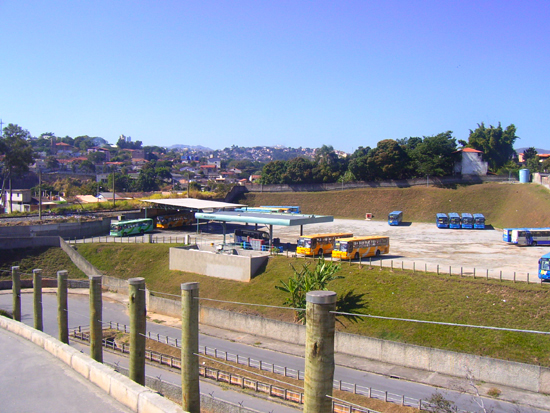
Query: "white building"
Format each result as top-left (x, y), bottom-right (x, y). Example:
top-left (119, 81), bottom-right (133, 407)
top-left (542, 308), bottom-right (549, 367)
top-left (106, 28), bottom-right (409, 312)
top-left (453, 148), bottom-right (488, 175)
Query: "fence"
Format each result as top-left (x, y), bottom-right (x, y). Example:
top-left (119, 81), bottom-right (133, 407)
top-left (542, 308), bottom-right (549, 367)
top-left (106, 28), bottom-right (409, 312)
top-left (83, 322), bottom-right (439, 411)
top-left (296, 253), bottom-right (544, 285)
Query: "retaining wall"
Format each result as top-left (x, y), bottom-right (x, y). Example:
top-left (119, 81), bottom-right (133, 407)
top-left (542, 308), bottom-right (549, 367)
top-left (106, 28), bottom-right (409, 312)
top-left (169, 248), bottom-right (269, 282)
top-left (0, 212), bottom-right (145, 239)
top-left (225, 175), bottom-right (514, 201)
top-left (146, 297), bottom-right (550, 395)
top-left (0, 236), bottom-right (60, 250)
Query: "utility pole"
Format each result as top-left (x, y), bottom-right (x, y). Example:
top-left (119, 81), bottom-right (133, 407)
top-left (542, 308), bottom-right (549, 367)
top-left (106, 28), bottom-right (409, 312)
top-left (112, 170), bottom-right (115, 208)
top-left (38, 169), bottom-right (42, 220)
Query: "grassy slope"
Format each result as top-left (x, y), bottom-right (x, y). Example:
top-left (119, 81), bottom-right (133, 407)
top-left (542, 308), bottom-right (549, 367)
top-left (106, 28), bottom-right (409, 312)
top-left (77, 244), bottom-right (550, 367)
top-left (238, 182), bottom-right (550, 228)
top-left (0, 247), bottom-right (86, 280)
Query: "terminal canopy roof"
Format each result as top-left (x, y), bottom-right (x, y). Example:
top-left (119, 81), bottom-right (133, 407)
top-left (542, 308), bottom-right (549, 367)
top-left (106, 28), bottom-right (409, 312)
top-left (194, 210), bottom-right (333, 227)
top-left (142, 198), bottom-right (245, 210)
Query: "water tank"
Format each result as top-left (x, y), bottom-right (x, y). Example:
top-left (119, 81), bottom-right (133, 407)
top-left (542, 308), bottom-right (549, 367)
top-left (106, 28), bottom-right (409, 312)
top-left (519, 169), bottom-right (530, 183)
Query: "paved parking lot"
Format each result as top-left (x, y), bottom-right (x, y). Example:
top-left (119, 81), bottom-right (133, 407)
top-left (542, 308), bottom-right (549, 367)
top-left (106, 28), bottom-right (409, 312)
top-left (151, 218), bottom-right (546, 282)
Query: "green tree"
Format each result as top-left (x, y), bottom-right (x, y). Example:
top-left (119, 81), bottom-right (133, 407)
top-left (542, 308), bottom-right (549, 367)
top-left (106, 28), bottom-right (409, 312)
top-left (368, 139), bottom-right (409, 180)
top-left (87, 151), bottom-right (106, 164)
top-left (312, 145), bottom-right (344, 183)
top-left (260, 160), bottom-right (287, 184)
top-left (0, 124), bottom-right (35, 213)
top-left (463, 123), bottom-right (519, 171)
top-left (46, 156), bottom-right (60, 169)
top-left (347, 146), bottom-right (373, 181)
top-left (409, 132), bottom-right (457, 177)
top-left (282, 157), bottom-right (314, 184)
top-left (276, 258), bottom-right (342, 323)
top-left (523, 147), bottom-right (537, 161)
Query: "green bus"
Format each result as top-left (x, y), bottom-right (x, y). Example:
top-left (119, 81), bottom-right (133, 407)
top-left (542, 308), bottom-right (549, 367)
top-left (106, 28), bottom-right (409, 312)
top-left (110, 218), bottom-right (154, 237)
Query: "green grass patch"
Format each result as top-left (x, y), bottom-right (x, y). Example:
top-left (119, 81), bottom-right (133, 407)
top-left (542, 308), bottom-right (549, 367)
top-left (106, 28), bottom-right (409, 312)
top-left (0, 247), bottom-right (87, 280)
top-left (237, 182), bottom-right (550, 228)
top-left (76, 244), bottom-right (550, 367)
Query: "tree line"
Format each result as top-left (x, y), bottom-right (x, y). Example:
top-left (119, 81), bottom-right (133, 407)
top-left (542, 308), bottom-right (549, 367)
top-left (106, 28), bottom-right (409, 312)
top-left (259, 123), bottom-right (543, 184)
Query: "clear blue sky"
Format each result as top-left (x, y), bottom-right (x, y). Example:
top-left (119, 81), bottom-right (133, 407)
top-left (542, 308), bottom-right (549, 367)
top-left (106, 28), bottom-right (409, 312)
top-left (1, 0), bottom-right (549, 152)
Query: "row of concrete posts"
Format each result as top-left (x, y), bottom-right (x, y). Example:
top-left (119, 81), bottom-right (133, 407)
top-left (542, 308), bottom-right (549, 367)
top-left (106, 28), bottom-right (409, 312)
top-left (10, 266), bottom-right (337, 413)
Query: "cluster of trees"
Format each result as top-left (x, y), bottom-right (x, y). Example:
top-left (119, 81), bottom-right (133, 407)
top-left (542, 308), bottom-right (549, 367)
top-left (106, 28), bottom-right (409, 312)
top-left (260, 123), bottom-right (522, 184)
top-left (0, 124), bottom-right (35, 212)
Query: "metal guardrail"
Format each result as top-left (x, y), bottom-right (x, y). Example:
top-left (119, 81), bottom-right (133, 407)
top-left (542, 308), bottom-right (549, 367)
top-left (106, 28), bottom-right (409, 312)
top-left (74, 322), bottom-right (451, 411)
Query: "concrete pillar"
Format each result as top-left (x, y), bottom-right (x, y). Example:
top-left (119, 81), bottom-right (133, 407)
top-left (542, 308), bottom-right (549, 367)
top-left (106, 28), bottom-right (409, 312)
top-left (129, 277), bottom-right (146, 385)
top-left (57, 270), bottom-right (69, 344)
top-left (304, 290), bottom-right (337, 413)
top-left (11, 266), bottom-right (21, 322)
top-left (181, 282), bottom-right (200, 413)
top-left (33, 269), bottom-right (43, 331)
top-left (89, 275), bottom-right (103, 363)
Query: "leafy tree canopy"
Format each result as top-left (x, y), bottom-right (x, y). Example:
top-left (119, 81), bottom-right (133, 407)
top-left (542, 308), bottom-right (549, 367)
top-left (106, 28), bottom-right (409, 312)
top-left (464, 122), bottom-right (519, 171)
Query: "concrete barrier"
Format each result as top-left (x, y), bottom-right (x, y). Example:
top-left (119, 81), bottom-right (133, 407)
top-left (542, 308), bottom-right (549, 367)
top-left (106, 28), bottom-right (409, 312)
top-left (169, 247), bottom-right (268, 282)
top-left (0, 315), bottom-right (185, 413)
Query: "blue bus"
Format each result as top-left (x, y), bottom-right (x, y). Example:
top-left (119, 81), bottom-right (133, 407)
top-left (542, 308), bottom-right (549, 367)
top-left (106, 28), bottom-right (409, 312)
top-left (461, 213), bottom-right (473, 229)
top-left (388, 211), bottom-right (403, 226)
top-left (538, 252), bottom-right (550, 280)
top-left (449, 213), bottom-right (461, 229)
top-left (503, 228), bottom-right (518, 242)
top-left (512, 229), bottom-right (550, 246)
top-left (473, 213), bottom-right (485, 229)
top-left (436, 213), bottom-right (449, 228)
top-left (503, 227), bottom-right (550, 242)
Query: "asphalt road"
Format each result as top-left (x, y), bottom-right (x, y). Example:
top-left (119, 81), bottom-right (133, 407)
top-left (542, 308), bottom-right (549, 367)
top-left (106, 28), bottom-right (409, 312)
top-left (1, 291), bottom-right (547, 413)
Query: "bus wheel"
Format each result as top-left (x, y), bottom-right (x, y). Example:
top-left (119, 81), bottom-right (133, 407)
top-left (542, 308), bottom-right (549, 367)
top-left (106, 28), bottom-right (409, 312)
top-left (140, 230), bottom-right (145, 235)
top-left (376, 249), bottom-right (381, 256)
top-left (354, 252), bottom-right (359, 260)
top-left (318, 249), bottom-right (323, 256)
top-left (533, 241), bottom-right (538, 246)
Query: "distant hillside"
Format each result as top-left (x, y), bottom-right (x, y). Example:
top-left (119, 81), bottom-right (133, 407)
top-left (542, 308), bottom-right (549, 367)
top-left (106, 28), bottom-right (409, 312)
top-left (168, 144), bottom-right (213, 151)
top-left (236, 182), bottom-right (550, 229)
top-left (515, 147), bottom-right (550, 154)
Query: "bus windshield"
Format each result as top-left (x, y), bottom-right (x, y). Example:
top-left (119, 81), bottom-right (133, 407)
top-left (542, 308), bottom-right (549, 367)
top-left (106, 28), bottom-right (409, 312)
top-left (541, 259), bottom-right (550, 271)
top-left (335, 241), bottom-right (349, 252)
top-left (297, 238), bottom-right (312, 248)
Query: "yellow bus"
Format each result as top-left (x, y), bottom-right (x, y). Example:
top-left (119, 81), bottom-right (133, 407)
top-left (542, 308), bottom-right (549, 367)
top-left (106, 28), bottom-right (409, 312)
top-left (296, 233), bottom-right (353, 256)
top-left (156, 211), bottom-right (195, 229)
top-left (332, 236), bottom-right (390, 260)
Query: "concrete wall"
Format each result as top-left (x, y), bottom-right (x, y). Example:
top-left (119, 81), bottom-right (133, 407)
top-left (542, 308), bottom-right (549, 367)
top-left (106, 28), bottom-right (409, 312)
top-left (0, 217), bottom-right (113, 239)
top-left (0, 316), bottom-right (185, 413)
top-left (169, 248), bottom-right (269, 282)
top-left (144, 297), bottom-right (550, 395)
top-left (59, 237), bottom-right (104, 277)
top-left (0, 236), bottom-right (60, 250)
top-left (224, 175), bottom-right (512, 201)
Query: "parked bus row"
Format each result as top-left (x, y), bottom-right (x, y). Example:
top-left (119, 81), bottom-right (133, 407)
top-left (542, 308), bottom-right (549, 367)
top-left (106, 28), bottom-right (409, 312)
top-left (297, 232), bottom-right (389, 259)
top-left (436, 213), bottom-right (485, 229)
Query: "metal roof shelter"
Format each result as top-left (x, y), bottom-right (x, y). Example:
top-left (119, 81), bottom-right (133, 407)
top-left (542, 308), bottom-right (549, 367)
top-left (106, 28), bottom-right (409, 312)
top-left (194, 210), bottom-right (334, 247)
top-left (142, 198), bottom-right (245, 210)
